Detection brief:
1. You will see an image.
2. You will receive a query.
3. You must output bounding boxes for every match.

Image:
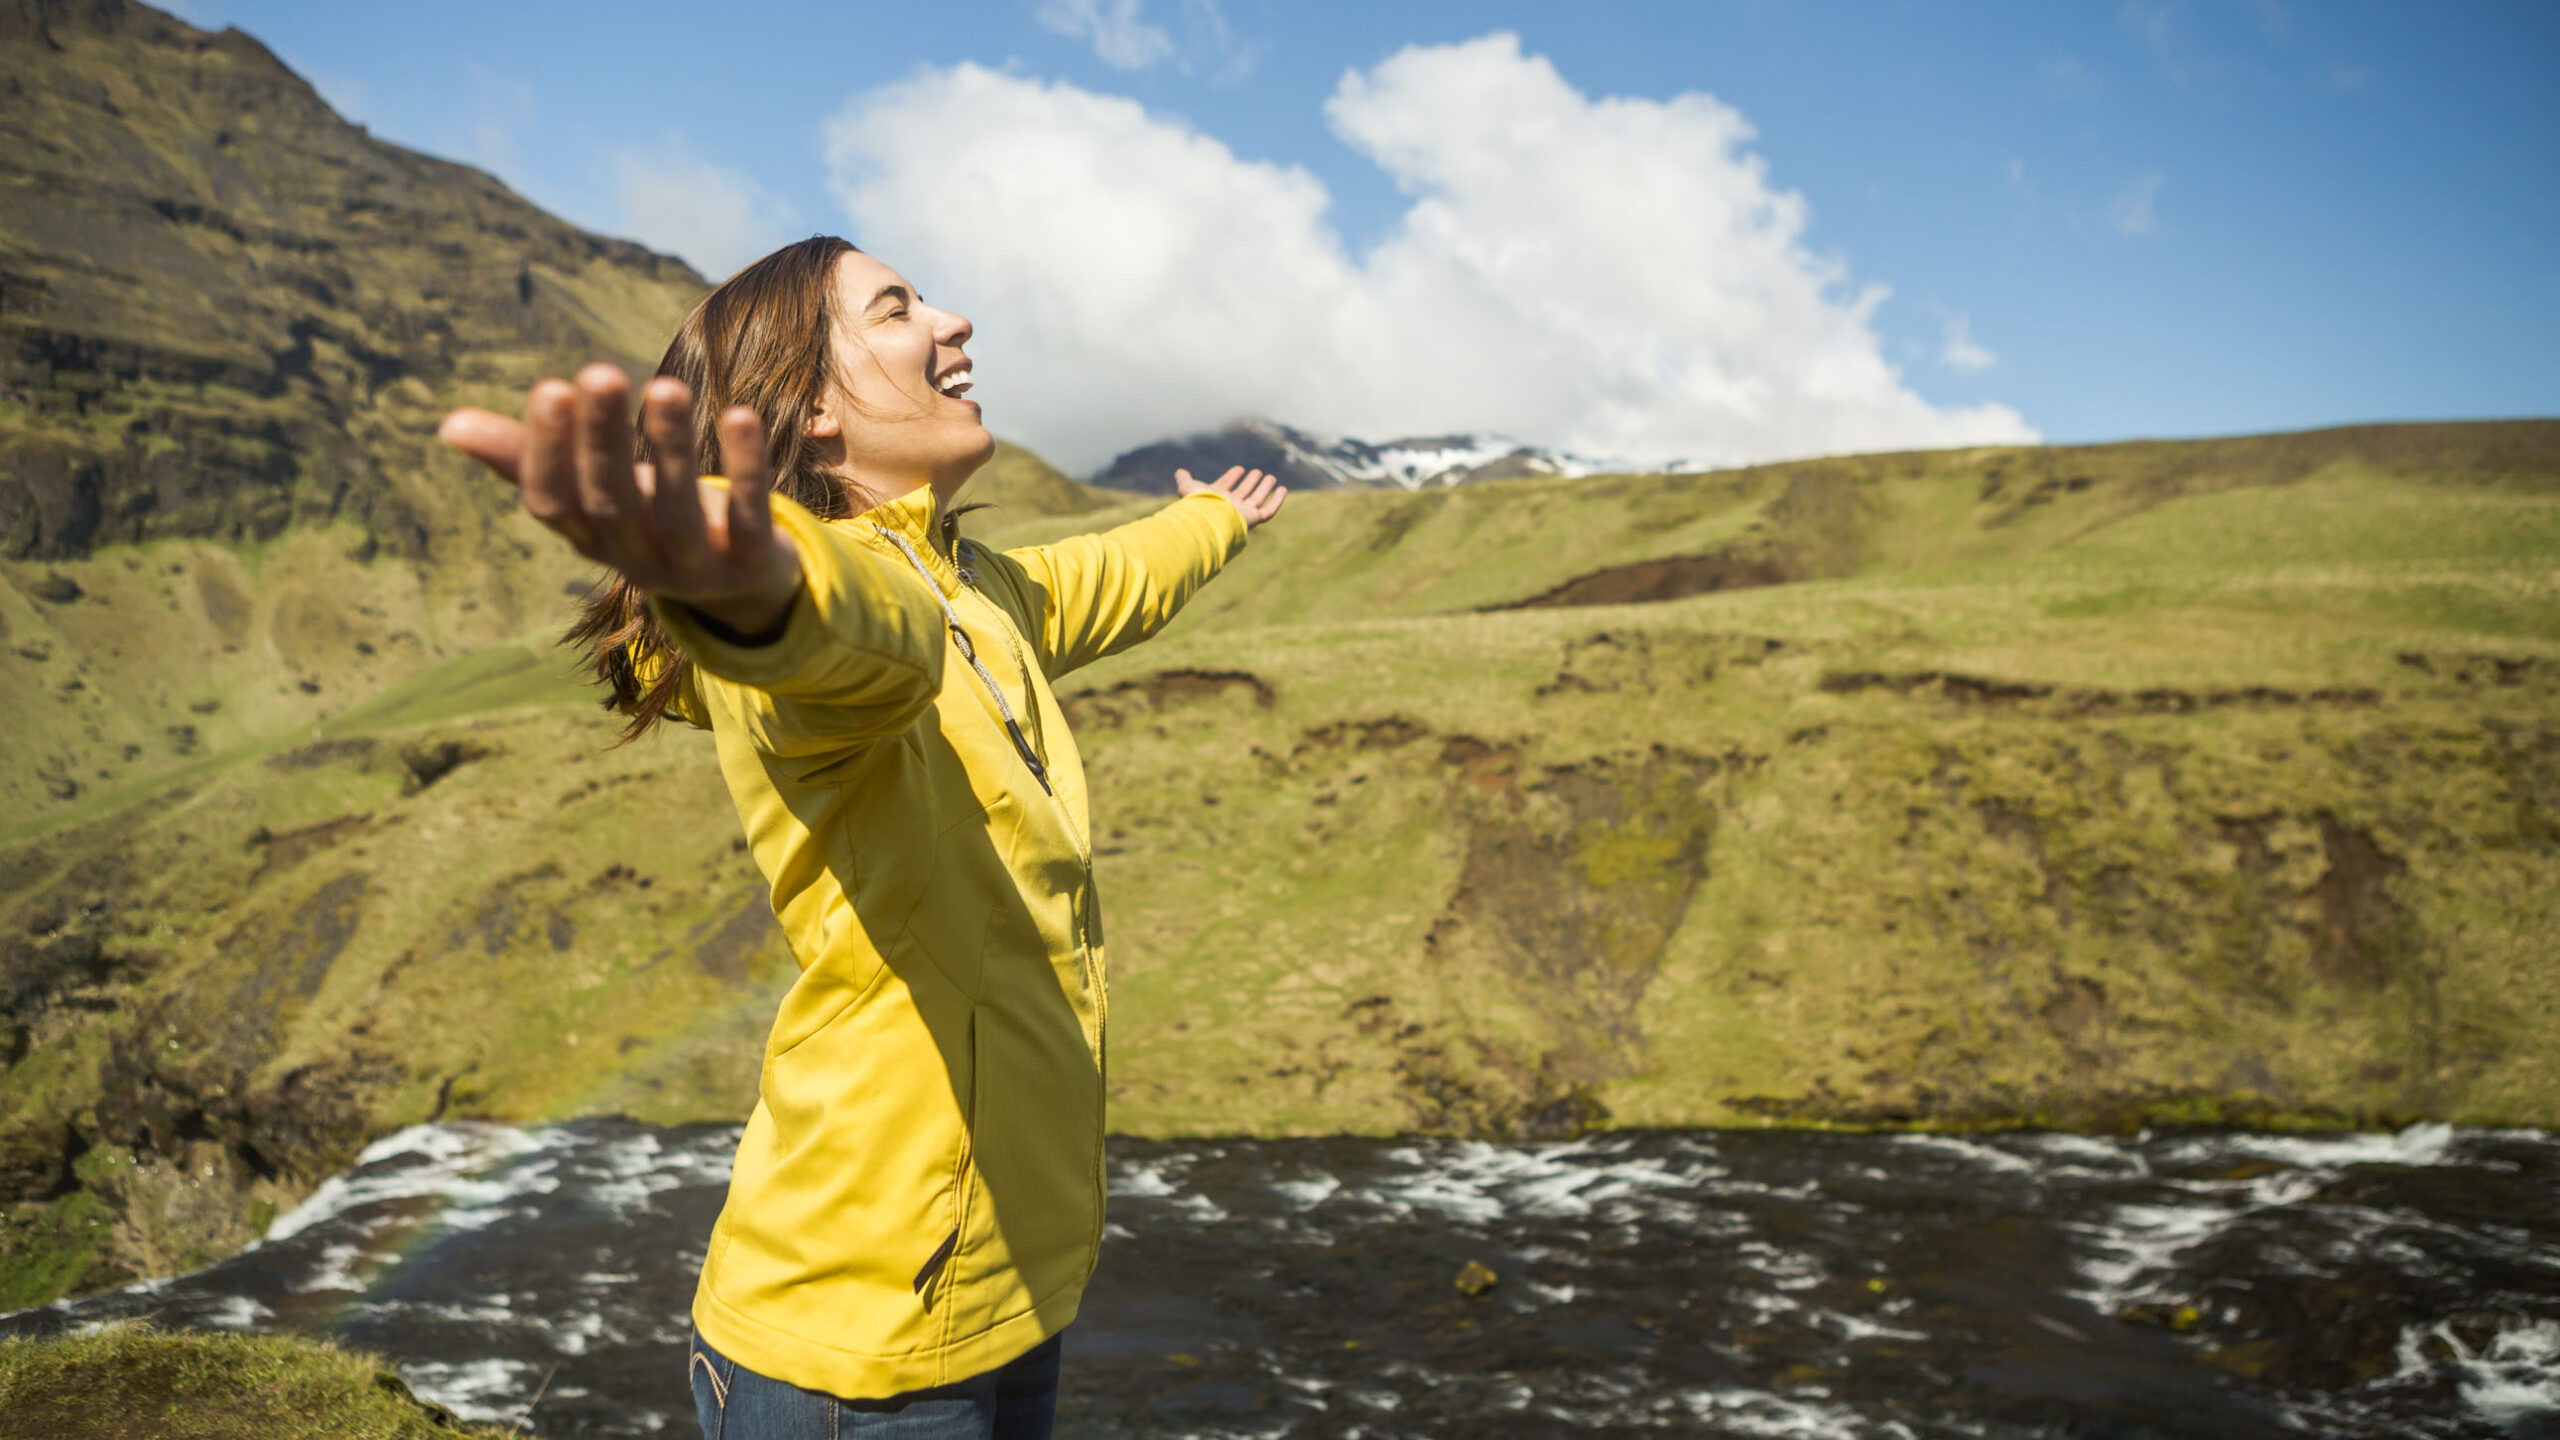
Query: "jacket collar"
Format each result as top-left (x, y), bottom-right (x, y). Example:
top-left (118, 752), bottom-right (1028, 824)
top-left (860, 483), bottom-right (962, 594)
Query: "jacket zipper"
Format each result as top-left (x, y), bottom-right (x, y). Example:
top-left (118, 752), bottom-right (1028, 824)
top-left (884, 525), bottom-right (1112, 1257)
top-left (875, 526), bottom-right (1053, 796)
top-left (953, 540), bottom-right (1111, 1248)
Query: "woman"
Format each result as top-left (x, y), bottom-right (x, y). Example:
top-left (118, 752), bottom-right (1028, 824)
top-left (437, 236), bottom-right (1285, 1439)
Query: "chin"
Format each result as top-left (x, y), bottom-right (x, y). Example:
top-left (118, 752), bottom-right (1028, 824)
top-left (933, 425), bottom-right (998, 492)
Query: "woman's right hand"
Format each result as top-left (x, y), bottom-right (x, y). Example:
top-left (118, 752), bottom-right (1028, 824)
top-left (436, 364), bottom-right (804, 636)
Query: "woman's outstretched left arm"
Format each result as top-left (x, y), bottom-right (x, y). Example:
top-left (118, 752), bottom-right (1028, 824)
top-left (996, 466), bottom-right (1285, 678)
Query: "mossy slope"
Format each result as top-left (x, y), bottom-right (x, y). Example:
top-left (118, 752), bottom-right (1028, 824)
top-left (6, 421), bottom-right (2555, 1313)
top-left (0, 1323), bottom-right (514, 1438)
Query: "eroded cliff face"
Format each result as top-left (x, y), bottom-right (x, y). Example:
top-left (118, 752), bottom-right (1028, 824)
top-left (0, 0), bottom-right (703, 561)
top-left (0, 0), bottom-right (722, 1306)
top-left (1067, 640), bottom-right (2560, 1143)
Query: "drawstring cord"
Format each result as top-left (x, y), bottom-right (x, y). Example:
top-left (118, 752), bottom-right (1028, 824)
top-left (874, 524), bottom-right (1053, 796)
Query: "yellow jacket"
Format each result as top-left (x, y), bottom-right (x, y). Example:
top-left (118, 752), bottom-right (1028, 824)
top-left (652, 481), bottom-right (1249, 1397)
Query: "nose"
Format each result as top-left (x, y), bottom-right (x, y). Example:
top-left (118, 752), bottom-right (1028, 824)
top-left (933, 304), bottom-right (972, 349)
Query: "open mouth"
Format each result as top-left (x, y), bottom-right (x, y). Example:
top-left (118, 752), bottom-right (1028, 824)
top-left (933, 364), bottom-right (974, 398)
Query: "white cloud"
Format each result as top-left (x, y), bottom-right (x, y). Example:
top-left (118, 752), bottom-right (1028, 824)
top-left (613, 136), bottom-right (799, 280)
top-left (1937, 310), bottom-right (1996, 373)
top-left (1036, 0), bottom-right (1178, 71)
top-left (823, 32), bottom-right (2035, 473)
top-left (2106, 171), bottom-right (2164, 237)
top-left (1037, 0), bottom-right (1258, 82)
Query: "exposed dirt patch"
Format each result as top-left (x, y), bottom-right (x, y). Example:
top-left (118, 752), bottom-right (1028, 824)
top-left (1295, 715), bottom-right (1432, 753)
top-left (397, 739), bottom-right (494, 795)
top-left (2309, 814), bottom-right (2411, 990)
top-left (218, 871), bottom-right (370, 1002)
top-left (1819, 669), bottom-right (2382, 717)
top-left (1248, 719), bottom-right (1751, 1136)
top-left (1429, 748), bottom-right (1725, 1053)
top-left (1535, 630), bottom-right (1786, 697)
top-left (2394, 651), bottom-right (2558, 690)
top-left (1334, 727), bottom-right (1751, 1135)
top-left (247, 813), bottom-right (373, 879)
top-left (449, 864), bottom-right (570, 958)
top-left (689, 887), bottom-right (781, 984)
top-left (264, 737), bottom-right (375, 773)
top-left (1487, 550), bottom-right (1798, 611)
top-left (1062, 669), bottom-right (1276, 729)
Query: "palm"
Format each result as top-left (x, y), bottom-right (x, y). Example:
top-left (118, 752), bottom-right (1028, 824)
top-left (437, 366), bottom-right (803, 634)
top-left (1175, 466), bottom-right (1288, 526)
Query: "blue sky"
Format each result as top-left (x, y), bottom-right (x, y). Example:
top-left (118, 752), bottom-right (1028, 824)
top-left (170, 0), bottom-right (2559, 471)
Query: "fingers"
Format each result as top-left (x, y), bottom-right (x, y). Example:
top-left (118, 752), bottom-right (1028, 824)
top-left (715, 406), bottom-right (776, 564)
top-left (572, 364), bottom-right (647, 562)
top-left (642, 377), bottom-right (707, 559)
top-left (519, 380), bottom-right (591, 552)
top-left (436, 408), bottom-right (528, 483)
top-left (1169, 466), bottom-right (1285, 524)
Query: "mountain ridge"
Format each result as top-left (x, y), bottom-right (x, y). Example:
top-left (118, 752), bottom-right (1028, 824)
top-left (1090, 417), bottom-right (1600, 494)
top-left (0, 0), bottom-right (704, 561)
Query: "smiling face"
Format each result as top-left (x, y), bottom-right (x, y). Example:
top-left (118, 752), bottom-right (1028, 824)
top-left (805, 249), bottom-right (995, 509)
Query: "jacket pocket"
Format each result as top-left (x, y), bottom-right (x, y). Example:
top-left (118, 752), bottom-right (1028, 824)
top-left (759, 800), bottom-right (986, 1068)
top-left (952, 968), bottom-right (1106, 1326)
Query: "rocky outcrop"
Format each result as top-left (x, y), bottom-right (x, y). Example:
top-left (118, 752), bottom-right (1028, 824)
top-left (0, 0), bottom-right (705, 559)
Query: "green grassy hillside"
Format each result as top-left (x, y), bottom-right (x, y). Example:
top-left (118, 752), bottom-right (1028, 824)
top-left (3, 420), bottom-right (2554, 1310)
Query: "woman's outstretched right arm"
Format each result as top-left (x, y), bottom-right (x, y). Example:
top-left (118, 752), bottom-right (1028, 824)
top-left (438, 365), bottom-right (946, 756)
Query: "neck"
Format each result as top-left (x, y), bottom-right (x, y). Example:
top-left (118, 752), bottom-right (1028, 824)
top-left (831, 455), bottom-right (983, 521)
top-left (835, 470), bottom-right (934, 522)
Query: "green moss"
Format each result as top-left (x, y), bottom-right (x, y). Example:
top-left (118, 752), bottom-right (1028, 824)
top-left (0, 1191), bottom-right (125, 1313)
top-left (0, 1324), bottom-right (518, 1439)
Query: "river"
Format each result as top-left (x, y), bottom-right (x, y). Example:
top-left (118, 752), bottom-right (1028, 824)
top-left (6, 1121), bottom-right (2556, 1437)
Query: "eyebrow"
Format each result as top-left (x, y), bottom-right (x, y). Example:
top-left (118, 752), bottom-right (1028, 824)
top-left (865, 284), bottom-right (915, 313)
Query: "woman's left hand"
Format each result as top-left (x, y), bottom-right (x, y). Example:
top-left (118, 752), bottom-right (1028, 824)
top-left (1176, 466), bottom-right (1287, 527)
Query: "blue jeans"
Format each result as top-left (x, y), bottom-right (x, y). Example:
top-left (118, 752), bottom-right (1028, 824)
top-left (687, 1328), bottom-right (1062, 1440)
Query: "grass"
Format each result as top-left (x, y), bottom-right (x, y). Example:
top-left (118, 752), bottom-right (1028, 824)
top-left (0, 418), bottom-right (2553, 1309)
top-left (0, 1324), bottom-right (516, 1439)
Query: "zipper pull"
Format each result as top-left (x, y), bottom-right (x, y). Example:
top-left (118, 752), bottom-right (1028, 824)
top-left (1006, 718), bottom-right (1054, 794)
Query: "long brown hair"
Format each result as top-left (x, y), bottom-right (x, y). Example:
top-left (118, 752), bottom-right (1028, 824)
top-left (565, 236), bottom-right (860, 742)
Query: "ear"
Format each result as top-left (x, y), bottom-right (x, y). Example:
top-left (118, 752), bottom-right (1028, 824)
top-left (803, 394), bottom-right (843, 440)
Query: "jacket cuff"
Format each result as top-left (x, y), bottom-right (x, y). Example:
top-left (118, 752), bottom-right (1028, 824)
top-left (1181, 487), bottom-right (1252, 558)
top-left (669, 585), bottom-right (802, 649)
top-left (648, 496), bottom-right (842, 688)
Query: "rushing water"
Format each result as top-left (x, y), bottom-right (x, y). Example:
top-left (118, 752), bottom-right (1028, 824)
top-left (6, 1121), bottom-right (2556, 1438)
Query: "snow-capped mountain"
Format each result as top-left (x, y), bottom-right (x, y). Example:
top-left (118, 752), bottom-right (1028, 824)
top-left (1090, 419), bottom-right (1605, 495)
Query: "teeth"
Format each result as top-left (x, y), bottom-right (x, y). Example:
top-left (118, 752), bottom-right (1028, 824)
top-left (935, 366), bottom-right (974, 396)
